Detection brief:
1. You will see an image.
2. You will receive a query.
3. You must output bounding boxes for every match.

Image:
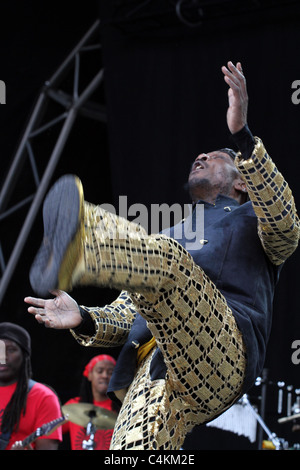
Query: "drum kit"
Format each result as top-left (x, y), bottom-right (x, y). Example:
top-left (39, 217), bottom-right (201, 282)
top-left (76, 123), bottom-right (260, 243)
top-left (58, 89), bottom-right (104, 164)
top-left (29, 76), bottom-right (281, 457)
top-left (61, 376), bottom-right (300, 450)
top-left (206, 374), bottom-right (300, 450)
top-left (276, 384), bottom-right (300, 449)
top-left (62, 402), bottom-right (117, 450)
top-left (248, 379), bottom-right (300, 450)
top-left (249, 378), bottom-right (300, 450)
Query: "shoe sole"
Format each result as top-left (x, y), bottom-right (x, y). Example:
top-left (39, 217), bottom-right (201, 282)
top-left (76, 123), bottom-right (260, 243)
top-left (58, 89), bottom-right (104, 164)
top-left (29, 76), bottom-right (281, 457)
top-left (29, 174), bottom-right (84, 296)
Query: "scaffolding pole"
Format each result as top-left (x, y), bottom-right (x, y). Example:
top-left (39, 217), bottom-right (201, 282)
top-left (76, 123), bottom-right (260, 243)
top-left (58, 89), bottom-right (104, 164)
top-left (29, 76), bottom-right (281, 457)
top-left (0, 20), bottom-right (105, 305)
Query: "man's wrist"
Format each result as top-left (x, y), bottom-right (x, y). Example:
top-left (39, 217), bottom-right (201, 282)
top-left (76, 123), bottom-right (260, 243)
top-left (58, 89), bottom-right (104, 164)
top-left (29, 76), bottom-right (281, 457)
top-left (72, 307), bottom-right (96, 335)
top-left (231, 124), bottom-right (255, 160)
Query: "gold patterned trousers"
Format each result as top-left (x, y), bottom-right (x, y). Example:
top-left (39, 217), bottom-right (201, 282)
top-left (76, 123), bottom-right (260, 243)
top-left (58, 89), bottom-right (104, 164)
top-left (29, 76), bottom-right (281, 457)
top-left (74, 201), bottom-right (247, 450)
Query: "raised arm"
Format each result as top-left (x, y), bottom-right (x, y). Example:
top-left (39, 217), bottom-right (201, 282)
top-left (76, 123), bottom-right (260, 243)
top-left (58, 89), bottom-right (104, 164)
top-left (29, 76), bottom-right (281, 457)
top-left (222, 61), bottom-right (300, 264)
top-left (235, 139), bottom-right (300, 265)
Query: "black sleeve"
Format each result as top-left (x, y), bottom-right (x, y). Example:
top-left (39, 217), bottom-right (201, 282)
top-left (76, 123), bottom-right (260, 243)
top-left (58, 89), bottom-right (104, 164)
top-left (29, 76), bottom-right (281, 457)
top-left (71, 306), bottom-right (96, 336)
top-left (230, 124), bottom-right (255, 160)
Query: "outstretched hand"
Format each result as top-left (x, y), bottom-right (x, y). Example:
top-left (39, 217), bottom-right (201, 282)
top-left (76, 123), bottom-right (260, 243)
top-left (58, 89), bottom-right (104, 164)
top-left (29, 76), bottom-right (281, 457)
top-left (24, 290), bottom-right (82, 329)
top-left (222, 61), bottom-right (248, 134)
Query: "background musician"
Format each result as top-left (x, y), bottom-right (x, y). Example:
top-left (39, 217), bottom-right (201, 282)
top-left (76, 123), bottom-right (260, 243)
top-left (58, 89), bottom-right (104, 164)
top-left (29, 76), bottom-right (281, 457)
top-left (0, 322), bottom-right (62, 450)
top-left (61, 354), bottom-right (117, 450)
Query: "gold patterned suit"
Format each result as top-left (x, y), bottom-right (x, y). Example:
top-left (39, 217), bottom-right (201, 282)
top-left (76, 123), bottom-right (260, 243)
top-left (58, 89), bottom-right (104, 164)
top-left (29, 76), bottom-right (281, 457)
top-left (65, 138), bottom-right (299, 450)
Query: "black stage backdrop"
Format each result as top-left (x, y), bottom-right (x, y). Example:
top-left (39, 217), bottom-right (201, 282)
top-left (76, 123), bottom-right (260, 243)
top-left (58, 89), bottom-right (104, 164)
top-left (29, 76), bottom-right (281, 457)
top-left (0, 0), bottom-right (300, 450)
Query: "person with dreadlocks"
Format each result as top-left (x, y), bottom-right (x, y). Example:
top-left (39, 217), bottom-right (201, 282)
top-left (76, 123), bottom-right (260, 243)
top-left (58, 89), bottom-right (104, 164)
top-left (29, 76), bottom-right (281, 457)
top-left (0, 322), bottom-right (63, 450)
top-left (62, 354), bottom-right (118, 450)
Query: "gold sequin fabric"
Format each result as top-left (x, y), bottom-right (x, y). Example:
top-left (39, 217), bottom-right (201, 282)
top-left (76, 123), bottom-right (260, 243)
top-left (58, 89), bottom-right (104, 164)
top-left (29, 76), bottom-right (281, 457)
top-left (235, 137), bottom-right (300, 264)
top-left (71, 138), bottom-right (299, 449)
top-left (72, 204), bottom-right (247, 449)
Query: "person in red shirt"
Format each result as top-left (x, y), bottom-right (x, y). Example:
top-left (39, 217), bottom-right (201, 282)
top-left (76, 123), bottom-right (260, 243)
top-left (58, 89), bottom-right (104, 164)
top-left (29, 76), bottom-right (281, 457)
top-left (62, 354), bottom-right (117, 450)
top-left (0, 322), bottom-right (63, 450)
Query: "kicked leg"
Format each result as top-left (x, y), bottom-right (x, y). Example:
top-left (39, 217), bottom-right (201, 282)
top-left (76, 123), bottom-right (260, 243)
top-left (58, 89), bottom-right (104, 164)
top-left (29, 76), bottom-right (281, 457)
top-left (30, 174), bottom-right (246, 449)
top-left (29, 174), bottom-right (185, 297)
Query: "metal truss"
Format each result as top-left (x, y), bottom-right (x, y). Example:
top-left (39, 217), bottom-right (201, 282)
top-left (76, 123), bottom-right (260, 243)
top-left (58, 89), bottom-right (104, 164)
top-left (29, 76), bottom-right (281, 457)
top-left (0, 20), bottom-right (106, 305)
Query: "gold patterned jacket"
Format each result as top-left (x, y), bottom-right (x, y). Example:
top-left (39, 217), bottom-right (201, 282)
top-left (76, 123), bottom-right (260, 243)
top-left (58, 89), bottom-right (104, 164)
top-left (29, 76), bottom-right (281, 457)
top-left (71, 137), bottom-right (300, 395)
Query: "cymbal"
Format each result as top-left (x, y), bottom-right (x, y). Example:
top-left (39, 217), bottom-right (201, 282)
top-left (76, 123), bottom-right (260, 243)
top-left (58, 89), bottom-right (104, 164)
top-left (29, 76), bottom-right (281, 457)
top-left (278, 412), bottom-right (300, 424)
top-left (62, 403), bottom-right (117, 429)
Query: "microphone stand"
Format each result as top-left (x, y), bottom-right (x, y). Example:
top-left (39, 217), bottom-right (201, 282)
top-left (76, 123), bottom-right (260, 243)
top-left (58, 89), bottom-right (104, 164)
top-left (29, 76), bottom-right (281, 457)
top-left (239, 394), bottom-right (287, 450)
top-left (82, 411), bottom-right (97, 450)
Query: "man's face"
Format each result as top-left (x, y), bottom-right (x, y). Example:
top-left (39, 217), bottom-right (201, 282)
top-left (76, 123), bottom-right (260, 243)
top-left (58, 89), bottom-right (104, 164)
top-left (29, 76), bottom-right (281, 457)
top-left (188, 150), bottom-right (239, 202)
top-left (0, 339), bottom-right (23, 385)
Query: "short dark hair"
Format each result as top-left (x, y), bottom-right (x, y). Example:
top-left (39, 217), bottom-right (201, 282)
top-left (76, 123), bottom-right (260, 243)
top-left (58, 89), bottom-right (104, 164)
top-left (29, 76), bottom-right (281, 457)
top-left (218, 148), bottom-right (237, 160)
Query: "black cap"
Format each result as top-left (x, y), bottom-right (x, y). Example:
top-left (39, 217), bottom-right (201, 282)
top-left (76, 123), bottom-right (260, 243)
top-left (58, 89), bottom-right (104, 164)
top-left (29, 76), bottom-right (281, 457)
top-left (0, 322), bottom-right (31, 355)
